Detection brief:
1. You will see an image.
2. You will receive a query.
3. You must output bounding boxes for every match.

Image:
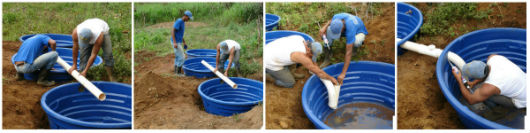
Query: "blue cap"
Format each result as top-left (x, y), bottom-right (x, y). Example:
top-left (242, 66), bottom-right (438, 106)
top-left (219, 41), bottom-right (228, 53)
top-left (311, 42), bottom-right (322, 63)
top-left (462, 60), bottom-right (487, 79)
top-left (184, 10), bottom-right (193, 20)
top-left (327, 19), bottom-right (343, 41)
top-left (79, 28), bottom-right (92, 43)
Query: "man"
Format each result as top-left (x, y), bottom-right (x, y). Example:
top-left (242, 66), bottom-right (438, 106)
top-left (319, 13), bottom-right (368, 85)
top-left (214, 40), bottom-right (241, 77)
top-left (265, 35), bottom-right (338, 88)
top-left (452, 54), bottom-right (526, 109)
top-left (12, 34), bottom-right (58, 86)
top-left (68, 18), bottom-right (115, 81)
top-left (172, 10), bottom-right (193, 76)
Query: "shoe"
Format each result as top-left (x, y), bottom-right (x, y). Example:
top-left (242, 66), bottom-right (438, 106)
top-left (176, 66), bottom-right (185, 77)
top-left (37, 70), bottom-right (55, 86)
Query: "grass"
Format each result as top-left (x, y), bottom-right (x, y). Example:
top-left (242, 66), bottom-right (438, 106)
top-left (3, 3), bottom-right (132, 82)
top-left (266, 3), bottom-right (385, 62)
top-left (415, 3), bottom-right (492, 36)
top-left (134, 3), bottom-right (262, 77)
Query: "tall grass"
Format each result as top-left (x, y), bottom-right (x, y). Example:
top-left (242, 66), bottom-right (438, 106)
top-left (3, 3), bottom-right (132, 82)
top-left (134, 3), bottom-right (262, 76)
top-left (135, 3), bottom-right (262, 27)
top-left (416, 3), bottom-right (491, 36)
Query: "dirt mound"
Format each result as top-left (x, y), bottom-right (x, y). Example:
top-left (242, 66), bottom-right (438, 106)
top-left (134, 50), bottom-right (262, 129)
top-left (266, 66), bottom-right (314, 129)
top-left (2, 41), bottom-right (54, 129)
top-left (360, 3), bottom-right (395, 64)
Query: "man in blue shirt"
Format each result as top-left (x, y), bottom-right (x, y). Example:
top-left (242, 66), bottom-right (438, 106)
top-left (319, 13), bottom-right (369, 85)
top-left (172, 10), bottom-right (193, 76)
top-left (12, 34), bottom-right (58, 86)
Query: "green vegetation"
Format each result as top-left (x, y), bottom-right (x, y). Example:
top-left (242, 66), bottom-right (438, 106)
top-left (266, 3), bottom-right (384, 62)
top-left (417, 3), bottom-right (492, 36)
top-left (134, 3), bottom-right (262, 77)
top-left (3, 3), bottom-right (132, 82)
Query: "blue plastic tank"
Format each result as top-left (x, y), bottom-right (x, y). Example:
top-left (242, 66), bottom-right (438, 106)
top-left (11, 48), bottom-right (103, 82)
top-left (19, 34), bottom-right (74, 48)
top-left (266, 14), bottom-right (281, 31)
top-left (198, 77), bottom-right (263, 116)
top-left (186, 49), bottom-right (217, 59)
top-left (40, 81), bottom-right (131, 129)
top-left (436, 28), bottom-right (526, 129)
top-left (302, 61), bottom-right (395, 129)
top-left (183, 57), bottom-right (230, 78)
top-left (265, 30), bottom-right (314, 44)
top-left (397, 3), bottom-right (423, 55)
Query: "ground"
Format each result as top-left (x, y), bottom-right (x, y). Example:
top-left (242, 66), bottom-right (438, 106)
top-left (265, 3), bottom-right (395, 129)
top-left (133, 8), bottom-right (263, 128)
top-left (397, 3), bottom-right (526, 129)
top-left (133, 50), bottom-right (262, 129)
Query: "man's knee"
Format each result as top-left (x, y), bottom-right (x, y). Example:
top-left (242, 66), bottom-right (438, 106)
top-left (49, 51), bottom-right (59, 60)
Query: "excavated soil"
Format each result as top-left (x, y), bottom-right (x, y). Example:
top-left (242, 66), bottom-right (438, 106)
top-left (133, 50), bottom-right (262, 129)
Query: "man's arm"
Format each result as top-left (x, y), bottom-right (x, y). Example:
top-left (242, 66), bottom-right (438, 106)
top-left (291, 52), bottom-right (338, 85)
top-left (171, 29), bottom-right (178, 48)
top-left (452, 68), bottom-right (499, 104)
top-left (319, 20), bottom-right (332, 37)
top-left (338, 44), bottom-right (354, 85)
top-left (80, 33), bottom-right (104, 76)
top-left (48, 39), bottom-right (56, 51)
top-left (224, 47), bottom-right (235, 76)
top-left (214, 44), bottom-right (221, 72)
top-left (68, 28), bottom-right (79, 74)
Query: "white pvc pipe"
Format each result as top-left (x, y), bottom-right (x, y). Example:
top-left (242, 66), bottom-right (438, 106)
top-left (200, 60), bottom-right (238, 89)
top-left (397, 38), bottom-right (466, 70)
top-left (57, 57), bottom-right (106, 101)
top-left (320, 79), bottom-right (341, 109)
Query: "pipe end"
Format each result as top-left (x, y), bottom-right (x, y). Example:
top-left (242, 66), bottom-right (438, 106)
top-left (98, 93), bottom-right (106, 101)
top-left (232, 84), bottom-right (238, 89)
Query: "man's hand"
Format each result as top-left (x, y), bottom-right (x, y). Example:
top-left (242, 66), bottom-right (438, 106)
top-left (67, 66), bottom-right (76, 74)
top-left (224, 71), bottom-right (229, 77)
top-left (319, 29), bottom-right (326, 37)
top-left (80, 70), bottom-right (88, 77)
top-left (451, 67), bottom-right (462, 83)
top-left (337, 73), bottom-right (346, 85)
top-left (325, 75), bottom-right (339, 85)
top-left (173, 43), bottom-right (178, 49)
top-left (213, 68), bottom-right (218, 73)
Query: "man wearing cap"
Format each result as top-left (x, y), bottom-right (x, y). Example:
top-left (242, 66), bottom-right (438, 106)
top-left (69, 18), bottom-right (115, 81)
top-left (452, 54), bottom-right (526, 109)
top-left (13, 34), bottom-right (58, 86)
top-left (265, 35), bottom-right (338, 88)
top-left (214, 40), bottom-right (241, 77)
top-left (319, 13), bottom-right (369, 85)
top-left (172, 10), bottom-right (193, 76)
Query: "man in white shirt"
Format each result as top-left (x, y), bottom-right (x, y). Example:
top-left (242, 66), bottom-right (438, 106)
top-left (265, 35), bottom-right (338, 88)
top-left (452, 54), bottom-right (526, 109)
top-left (68, 18), bottom-right (115, 81)
top-left (214, 40), bottom-right (241, 77)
